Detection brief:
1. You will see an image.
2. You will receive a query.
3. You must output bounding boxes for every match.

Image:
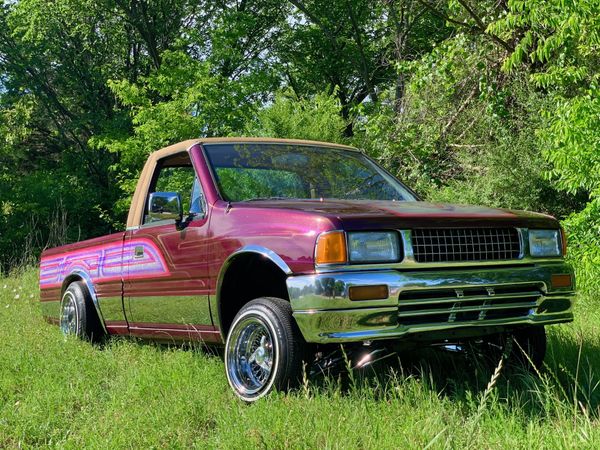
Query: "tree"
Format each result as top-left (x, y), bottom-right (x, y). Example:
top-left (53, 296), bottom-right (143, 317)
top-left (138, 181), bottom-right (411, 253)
top-left (277, 0), bottom-right (448, 135)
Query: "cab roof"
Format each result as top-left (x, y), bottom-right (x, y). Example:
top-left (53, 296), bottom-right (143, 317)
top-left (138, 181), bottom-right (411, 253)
top-left (150, 137), bottom-right (357, 160)
top-left (126, 138), bottom-right (358, 228)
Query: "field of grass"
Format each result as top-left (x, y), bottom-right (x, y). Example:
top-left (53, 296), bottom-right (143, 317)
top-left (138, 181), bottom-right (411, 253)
top-left (1, 268), bottom-right (600, 448)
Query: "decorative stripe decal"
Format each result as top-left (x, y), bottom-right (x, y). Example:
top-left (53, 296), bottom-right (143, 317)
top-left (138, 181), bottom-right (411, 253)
top-left (40, 238), bottom-right (169, 288)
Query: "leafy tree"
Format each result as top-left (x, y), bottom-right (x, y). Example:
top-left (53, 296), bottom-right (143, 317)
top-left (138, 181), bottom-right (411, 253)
top-left (488, 0), bottom-right (600, 286)
top-left (246, 90), bottom-right (347, 143)
top-left (0, 0), bottom-right (201, 268)
top-left (277, 0), bottom-right (449, 135)
top-left (97, 49), bottom-right (273, 215)
top-left (0, 0), bottom-right (598, 277)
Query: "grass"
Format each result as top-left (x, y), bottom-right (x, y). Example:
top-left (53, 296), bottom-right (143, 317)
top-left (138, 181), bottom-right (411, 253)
top-left (1, 268), bottom-right (600, 448)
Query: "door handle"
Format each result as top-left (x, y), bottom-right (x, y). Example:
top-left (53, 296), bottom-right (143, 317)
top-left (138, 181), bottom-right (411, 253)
top-left (134, 245), bottom-right (144, 259)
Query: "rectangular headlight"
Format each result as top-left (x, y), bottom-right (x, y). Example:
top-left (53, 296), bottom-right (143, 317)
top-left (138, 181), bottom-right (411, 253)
top-left (529, 229), bottom-right (561, 257)
top-left (348, 231), bottom-right (401, 263)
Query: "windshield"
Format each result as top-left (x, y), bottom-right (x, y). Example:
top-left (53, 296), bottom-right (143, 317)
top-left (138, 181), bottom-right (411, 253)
top-left (203, 143), bottom-right (417, 202)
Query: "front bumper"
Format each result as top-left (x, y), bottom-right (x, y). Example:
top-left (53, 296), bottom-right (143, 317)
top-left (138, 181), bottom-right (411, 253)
top-left (286, 263), bottom-right (575, 344)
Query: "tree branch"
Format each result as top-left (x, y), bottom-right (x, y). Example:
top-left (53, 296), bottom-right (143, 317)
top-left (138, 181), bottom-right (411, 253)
top-left (345, 0), bottom-right (377, 102)
top-left (417, 0), bottom-right (514, 52)
top-left (442, 84), bottom-right (478, 137)
top-left (416, 0), bottom-right (475, 30)
top-left (456, 0), bottom-right (513, 51)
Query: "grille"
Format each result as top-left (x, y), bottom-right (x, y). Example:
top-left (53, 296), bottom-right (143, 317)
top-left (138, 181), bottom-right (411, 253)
top-left (412, 228), bottom-right (520, 263)
top-left (398, 285), bottom-right (541, 326)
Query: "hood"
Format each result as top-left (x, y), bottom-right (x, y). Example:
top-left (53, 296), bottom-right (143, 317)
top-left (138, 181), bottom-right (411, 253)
top-left (232, 199), bottom-right (559, 230)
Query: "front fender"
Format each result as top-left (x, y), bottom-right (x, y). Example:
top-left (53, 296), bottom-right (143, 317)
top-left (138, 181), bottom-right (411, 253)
top-left (213, 245), bottom-right (292, 337)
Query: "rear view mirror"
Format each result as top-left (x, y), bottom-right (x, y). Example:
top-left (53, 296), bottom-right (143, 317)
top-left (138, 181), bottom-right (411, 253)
top-left (148, 192), bottom-right (183, 222)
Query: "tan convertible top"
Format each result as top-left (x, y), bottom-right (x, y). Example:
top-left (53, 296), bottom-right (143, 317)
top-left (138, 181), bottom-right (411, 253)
top-left (126, 137), bottom-right (357, 228)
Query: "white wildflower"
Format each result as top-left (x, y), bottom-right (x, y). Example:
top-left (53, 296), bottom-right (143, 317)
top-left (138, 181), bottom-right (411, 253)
top-left (14, 294), bottom-right (20, 299)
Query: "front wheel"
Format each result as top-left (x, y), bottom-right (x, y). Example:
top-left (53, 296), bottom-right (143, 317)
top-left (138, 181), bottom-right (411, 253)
top-left (225, 297), bottom-right (306, 402)
top-left (510, 326), bottom-right (547, 370)
top-left (469, 326), bottom-right (547, 371)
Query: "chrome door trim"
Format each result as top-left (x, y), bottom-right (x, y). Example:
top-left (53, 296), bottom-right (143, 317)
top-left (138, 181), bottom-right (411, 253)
top-left (127, 295), bottom-right (212, 326)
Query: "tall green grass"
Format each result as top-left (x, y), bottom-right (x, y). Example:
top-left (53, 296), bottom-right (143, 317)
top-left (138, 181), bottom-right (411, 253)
top-left (1, 268), bottom-right (599, 448)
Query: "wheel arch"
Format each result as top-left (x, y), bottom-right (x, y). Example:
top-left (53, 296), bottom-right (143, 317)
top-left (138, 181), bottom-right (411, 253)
top-left (60, 270), bottom-right (107, 334)
top-left (216, 245), bottom-right (292, 339)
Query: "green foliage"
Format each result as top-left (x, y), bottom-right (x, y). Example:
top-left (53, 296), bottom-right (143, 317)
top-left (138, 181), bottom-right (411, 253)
top-left (94, 49), bottom-right (270, 215)
top-left (490, 0), bottom-right (600, 202)
top-left (355, 34), bottom-right (485, 191)
top-left (215, 168), bottom-right (305, 202)
top-left (489, 0), bottom-right (600, 286)
top-left (490, 0), bottom-right (600, 79)
top-left (0, 0), bottom-right (598, 274)
top-left (246, 91), bottom-right (347, 143)
top-left (0, 0), bottom-right (189, 269)
top-left (543, 94), bottom-right (600, 198)
top-left (563, 199), bottom-right (600, 295)
top-left (355, 34), bottom-right (583, 218)
top-left (541, 93), bottom-right (600, 282)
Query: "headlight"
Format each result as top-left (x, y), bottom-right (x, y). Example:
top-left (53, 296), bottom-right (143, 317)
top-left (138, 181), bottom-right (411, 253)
top-left (348, 231), bottom-right (401, 263)
top-left (529, 229), bottom-right (561, 257)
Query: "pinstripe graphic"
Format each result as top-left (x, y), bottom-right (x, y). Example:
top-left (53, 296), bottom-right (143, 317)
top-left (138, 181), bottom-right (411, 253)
top-left (40, 238), bottom-right (169, 288)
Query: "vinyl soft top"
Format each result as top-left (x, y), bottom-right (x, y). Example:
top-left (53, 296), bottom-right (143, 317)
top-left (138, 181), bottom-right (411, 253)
top-left (152, 137), bottom-right (356, 158)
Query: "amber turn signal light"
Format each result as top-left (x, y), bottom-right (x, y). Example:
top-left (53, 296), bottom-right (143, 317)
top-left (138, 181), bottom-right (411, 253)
top-left (315, 231), bottom-right (347, 264)
top-left (551, 273), bottom-right (572, 289)
top-left (349, 285), bottom-right (389, 301)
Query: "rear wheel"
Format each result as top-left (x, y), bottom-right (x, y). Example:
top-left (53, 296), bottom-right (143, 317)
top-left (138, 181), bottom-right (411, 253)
top-left (60, 281), bottom-right (105, 342)
top-left (225, 297), bottom-right (306, 402)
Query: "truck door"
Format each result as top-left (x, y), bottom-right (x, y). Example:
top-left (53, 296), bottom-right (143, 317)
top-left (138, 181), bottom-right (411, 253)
top-left (123, 150), bottom-right (218, 342)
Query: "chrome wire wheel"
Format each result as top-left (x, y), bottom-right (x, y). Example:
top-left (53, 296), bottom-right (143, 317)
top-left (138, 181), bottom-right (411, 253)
top-left (226, 314), bottom-right (277, 399)
top-left (60, 291), bottom-right (79, 336)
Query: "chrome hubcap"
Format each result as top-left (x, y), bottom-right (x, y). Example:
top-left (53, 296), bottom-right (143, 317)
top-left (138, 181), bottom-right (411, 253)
top-left (227, 316), bottom-right (275, 397)
top-left (60, 292), bottom-right (78, 336)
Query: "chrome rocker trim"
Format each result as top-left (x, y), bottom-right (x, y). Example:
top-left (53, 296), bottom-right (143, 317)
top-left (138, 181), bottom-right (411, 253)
top-left (286, 262), bottom-right (574, 343)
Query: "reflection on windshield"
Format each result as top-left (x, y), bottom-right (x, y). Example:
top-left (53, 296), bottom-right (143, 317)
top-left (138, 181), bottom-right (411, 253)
top-left (203, 143), bottom-right (416, 202)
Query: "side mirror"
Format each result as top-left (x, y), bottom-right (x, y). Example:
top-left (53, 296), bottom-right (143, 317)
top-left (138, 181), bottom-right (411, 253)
top-left (148, 192), bottom-right (183, 223)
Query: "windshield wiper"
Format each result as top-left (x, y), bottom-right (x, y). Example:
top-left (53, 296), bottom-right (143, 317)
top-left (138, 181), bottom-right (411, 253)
top-left (238, 197), bottom-right (295, 202)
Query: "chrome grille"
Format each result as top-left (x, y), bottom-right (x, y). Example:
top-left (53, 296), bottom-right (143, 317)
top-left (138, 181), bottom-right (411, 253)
top-left (398, 285), bottom-right (541, 326)
top-left (412, 228), bottom-right (520, 263)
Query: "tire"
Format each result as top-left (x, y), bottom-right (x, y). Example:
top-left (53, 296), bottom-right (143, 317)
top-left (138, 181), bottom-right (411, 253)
top-left (469, 326), bottom-right (547, 372)
top-left (60, 281), bottom-right (105, 342)
top-left (510, 326), bottom-right (546, 370)
top-left (225, 297), bottom-right (306, 402)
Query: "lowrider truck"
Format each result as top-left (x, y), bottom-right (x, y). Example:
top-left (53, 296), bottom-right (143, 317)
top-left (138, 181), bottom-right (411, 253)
top-left (40, 138), bottom-right (575, 401)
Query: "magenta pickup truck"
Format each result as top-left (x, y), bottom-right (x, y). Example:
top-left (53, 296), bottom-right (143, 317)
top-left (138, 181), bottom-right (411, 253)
top-left (40, 138), bottom-right (575, 401)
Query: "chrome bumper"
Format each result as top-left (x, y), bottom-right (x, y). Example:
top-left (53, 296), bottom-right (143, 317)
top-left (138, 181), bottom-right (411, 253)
top-left (286, 263), bottom-right (575, 344)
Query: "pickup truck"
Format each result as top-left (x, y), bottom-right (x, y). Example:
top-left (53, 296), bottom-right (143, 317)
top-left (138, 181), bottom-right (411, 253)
top-left (40, 137), bottom-right (575, 401)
